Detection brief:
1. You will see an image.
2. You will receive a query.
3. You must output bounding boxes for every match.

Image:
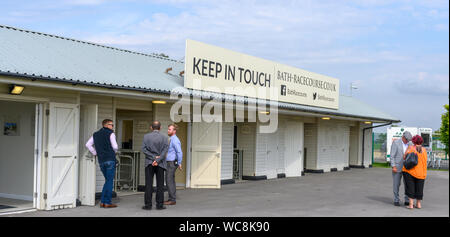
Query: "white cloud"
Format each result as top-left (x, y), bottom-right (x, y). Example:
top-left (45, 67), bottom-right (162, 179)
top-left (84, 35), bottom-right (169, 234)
top-left (1, 0), bottom-right (448, 129)
top-left (392, 72), bottom-right (449, 96)
top-left (83, 1), bottom-right (385, 58)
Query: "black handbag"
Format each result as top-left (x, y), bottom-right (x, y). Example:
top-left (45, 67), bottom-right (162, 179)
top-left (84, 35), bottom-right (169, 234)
top-left (404, 152), bottom-right (418, 170)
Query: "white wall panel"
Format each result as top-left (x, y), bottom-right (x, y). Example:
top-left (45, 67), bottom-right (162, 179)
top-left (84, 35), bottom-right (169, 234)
top-left (316, 120), bottom-right (351, 172)
top-left (23, 86), bottom-right (78, 104)
top-left (221, 122), bottom-right (234, 180)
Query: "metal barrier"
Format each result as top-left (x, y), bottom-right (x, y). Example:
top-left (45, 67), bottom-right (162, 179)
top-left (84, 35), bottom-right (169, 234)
top-left (114, 150), bottom-right (140, 191)
top-left (427, 151), bottom-right (449, 170)
top-left (233, 149), bottom-right (243, 180)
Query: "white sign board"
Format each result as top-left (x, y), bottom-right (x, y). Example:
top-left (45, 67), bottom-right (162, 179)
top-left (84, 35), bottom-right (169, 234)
top-left (184, 39), bottom-right (340, 110)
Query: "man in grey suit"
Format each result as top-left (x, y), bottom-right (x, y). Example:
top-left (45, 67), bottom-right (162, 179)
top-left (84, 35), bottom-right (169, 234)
top-left (390, 131), bottom-right (413, 206)
top-left (142, 121), bottom-right (169, 210)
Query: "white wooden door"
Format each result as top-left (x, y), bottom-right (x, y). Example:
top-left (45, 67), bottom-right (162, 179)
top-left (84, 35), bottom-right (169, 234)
top-left (285, 121), bottom-right (304, 177)
top-left (349, 126), bottom-right (359, 165)
top-left (266, 130), bottom-right (278, 179)
top-left (339, 125), bottom-right (350, 169)
top-left (190, 122), bottom-right (222, 189)
top-left (33, 104), bottom-right (43, 209)
top-left (46, 103), bottom-right (79, 210)
top-left (79, 104), bottom-right (97, 206)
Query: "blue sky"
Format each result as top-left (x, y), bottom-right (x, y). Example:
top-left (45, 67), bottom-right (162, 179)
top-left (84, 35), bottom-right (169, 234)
top-left (1, 0), bottom-right (448, 132)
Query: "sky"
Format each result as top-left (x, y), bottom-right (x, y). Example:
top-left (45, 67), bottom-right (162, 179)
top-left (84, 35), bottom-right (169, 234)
top-left (1, 0), bottom-right (448, 132)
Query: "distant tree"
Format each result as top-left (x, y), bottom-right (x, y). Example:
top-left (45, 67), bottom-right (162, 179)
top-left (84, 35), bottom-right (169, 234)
top-left (440, 104), bottom-right (449, 154)
top-left (157, 53), bottom-right (169, 58)
top-left (376, 133), bottom-right (387, 152)
top-left (376, 133), bottom-right (387, 143)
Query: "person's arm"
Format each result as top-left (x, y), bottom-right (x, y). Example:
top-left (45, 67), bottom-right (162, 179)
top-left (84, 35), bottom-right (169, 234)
top-left (422, 148), bottom-right (427, 177)
top-left (390, 141), bottom-right (397, 168)
top-left (142, 135), bottom-right (153, 157)
top-left (175, 139), bottom-right (183, 165)
top-left (155, 138), bottom-right (169, 164)
top-left (110, 133), bottom-right (119, 153)
top-left (85, 136), bottom-right (97, 156)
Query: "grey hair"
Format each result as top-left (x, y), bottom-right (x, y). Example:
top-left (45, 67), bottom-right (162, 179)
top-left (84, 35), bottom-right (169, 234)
top-left (402, 131), bottom-right (413, 142)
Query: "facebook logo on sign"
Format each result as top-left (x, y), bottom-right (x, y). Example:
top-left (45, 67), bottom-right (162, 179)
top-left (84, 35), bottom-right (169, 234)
top-left (281, 85), bottom-right (287, 96)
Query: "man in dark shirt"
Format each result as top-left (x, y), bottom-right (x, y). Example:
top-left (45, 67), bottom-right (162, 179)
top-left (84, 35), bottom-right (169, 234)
top-left (141, 121), bottom-right (169, 210)
top-left (86, 119), bottom-right (118, 208)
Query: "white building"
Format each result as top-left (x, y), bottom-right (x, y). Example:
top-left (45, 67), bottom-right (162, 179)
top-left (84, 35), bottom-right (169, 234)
top-left (0, 25), bottom-right (400, 213)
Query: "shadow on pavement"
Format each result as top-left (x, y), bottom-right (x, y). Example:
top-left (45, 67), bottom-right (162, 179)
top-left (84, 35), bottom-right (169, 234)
top-left (366, 196), bottom-right (394, 205)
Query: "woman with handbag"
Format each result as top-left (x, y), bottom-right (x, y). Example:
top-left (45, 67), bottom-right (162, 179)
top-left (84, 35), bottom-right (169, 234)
top-left (402, 135), bottom-right (428, 209)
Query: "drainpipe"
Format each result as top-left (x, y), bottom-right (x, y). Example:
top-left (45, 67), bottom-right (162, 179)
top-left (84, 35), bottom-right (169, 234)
top-left (361, 122), bottom-right (393, 167)
top-left (372, 132), bottom-right (375, 164)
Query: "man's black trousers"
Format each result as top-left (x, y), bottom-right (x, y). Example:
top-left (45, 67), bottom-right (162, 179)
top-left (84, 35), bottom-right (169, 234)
top-left (145, 165), bottom-right (165, 208)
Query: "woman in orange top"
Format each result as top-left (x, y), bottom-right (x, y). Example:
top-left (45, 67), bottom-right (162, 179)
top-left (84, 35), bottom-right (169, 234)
top-left (402, 135), bottom-right (427, 209)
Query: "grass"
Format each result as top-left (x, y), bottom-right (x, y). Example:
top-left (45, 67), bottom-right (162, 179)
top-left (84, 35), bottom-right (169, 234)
top-left (372, 162), bottom-right (448, 171)
top-left (372, 162), bottom-right (391, 168)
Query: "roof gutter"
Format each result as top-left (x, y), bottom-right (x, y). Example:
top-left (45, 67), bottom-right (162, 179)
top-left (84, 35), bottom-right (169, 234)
top-left (0, 71), bottom-right (401, 123)
top-left (0, 71), bottom-right (175, 101)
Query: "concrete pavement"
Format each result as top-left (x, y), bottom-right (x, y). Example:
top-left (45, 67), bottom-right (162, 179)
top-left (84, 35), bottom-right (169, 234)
top-left (3, 167), bottom-right (449, 217)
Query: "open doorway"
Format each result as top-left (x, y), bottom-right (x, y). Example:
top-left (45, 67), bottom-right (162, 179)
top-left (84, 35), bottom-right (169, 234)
top-left (115, 112), bottom-right (140, 195)
top-left (349, 125), bottom-right (359, 167)
top-left (234, 122), bottom-right (256, 181)
top-left (173, 122), bottom-right (188, 188)
top-left (120, 120), bottom-right (133, 149)
top-left (0, 100), bottom-right (40, 213)
top-left (233, 124), bottom-right (243, 180)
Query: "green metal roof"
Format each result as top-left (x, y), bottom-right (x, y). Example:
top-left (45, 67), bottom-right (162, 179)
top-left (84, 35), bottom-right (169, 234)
top-left (0, 25), bottom-right (399, 123)
top-left (0, 25), bottom-right (184, 93)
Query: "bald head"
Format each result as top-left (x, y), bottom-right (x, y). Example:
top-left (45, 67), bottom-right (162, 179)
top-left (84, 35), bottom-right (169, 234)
top-left (152, 121), bottom-right (161, 131)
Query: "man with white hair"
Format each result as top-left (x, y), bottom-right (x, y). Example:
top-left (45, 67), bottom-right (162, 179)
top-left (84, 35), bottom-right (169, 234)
top-left (390, 131), bottom-right (413, 206)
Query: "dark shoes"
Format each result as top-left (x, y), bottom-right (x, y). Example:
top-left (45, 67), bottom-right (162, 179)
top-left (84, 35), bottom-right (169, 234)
top-left (394, 202), bottom-right (410, 207)
top-left (142, 205), bottom-right (166, 210)
top-left (142, 205), bottom-right (152, 210)
top-left (164, 201), bottom-right (176, 205)
top-left (100, 203), bottom-right (117, 208)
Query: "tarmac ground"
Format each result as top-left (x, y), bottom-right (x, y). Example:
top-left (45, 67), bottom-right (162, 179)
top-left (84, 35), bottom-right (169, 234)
top-left (2, 167), bottom-right (448, 217)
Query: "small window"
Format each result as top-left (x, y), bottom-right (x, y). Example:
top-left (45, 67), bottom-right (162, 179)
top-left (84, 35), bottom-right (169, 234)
top-left (421, 133), bottom-right (430, 147)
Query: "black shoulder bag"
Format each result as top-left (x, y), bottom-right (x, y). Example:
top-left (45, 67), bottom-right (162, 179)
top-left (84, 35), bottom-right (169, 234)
top-left (403, 152), bottom-right (418, 170)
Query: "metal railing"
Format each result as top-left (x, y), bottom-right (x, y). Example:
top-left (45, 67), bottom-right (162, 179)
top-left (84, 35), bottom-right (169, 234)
top-left (233, 149), bottom-right (243, 180)
top-left (427, 151), bottom-right (449, 170)
top-left (114, 150), bottom-right (140, 192)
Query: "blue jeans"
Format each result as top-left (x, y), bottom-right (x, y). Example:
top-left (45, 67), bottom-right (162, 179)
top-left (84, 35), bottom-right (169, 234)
top-left (100, 160), bottom-right (116, 205)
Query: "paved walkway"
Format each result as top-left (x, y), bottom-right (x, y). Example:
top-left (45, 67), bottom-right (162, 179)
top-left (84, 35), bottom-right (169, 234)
top-left (3, 167), bottom-right (449, 217)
